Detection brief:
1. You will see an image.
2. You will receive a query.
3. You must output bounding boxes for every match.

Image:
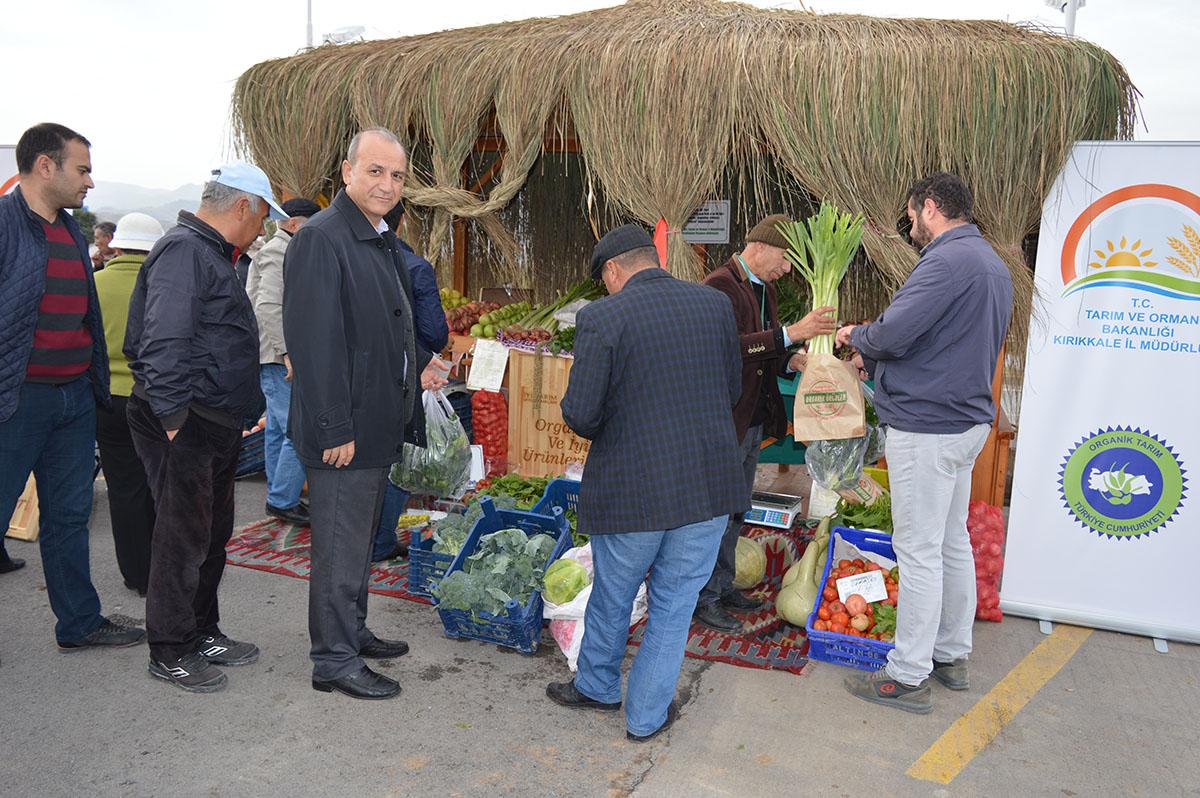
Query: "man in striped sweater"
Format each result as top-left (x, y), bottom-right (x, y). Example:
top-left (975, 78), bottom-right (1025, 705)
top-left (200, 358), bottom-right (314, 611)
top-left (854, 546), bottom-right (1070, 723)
top-left (0, 123), bottom-right (145, 650)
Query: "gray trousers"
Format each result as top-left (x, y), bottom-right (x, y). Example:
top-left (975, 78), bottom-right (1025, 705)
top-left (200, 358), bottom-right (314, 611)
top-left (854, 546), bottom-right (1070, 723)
top-left (697, 424), bottom-right (763, 606)
top-left (306, 465), bottom-right (389, 680)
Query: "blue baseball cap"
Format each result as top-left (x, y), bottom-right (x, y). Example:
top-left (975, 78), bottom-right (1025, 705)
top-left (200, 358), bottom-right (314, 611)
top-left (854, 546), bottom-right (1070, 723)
top-left (210, 161), bottom-right (287, 221)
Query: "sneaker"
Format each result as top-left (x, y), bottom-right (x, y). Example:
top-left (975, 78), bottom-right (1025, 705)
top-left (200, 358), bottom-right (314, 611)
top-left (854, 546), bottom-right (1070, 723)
top-left (198, 634), bottom-right (260, 666)
top-left (931, 658), bottom-right (970, 690)
top-left (58, 618), bottom-right (146, 651)
top-left (692, 602), bottom-right (743, 633)
top-left (843, 668), bottom-right (933, 715)
top-left (149, 652), bottom-right (228, 693)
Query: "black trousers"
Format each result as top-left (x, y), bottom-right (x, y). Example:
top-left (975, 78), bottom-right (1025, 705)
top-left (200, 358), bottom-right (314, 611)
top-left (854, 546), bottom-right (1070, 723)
top-left (697, 424), bottom-right (763, 607)
top-left (127, 395), bottom-right (241, 661)
top-left (96, 395), bottom-right (156, 593)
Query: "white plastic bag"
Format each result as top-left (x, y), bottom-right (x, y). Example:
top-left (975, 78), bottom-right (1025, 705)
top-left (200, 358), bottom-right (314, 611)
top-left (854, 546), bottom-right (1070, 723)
top-left (543, 543), bottom-right (649, 671)
top-left (390, 390), bottom-right (471, 498)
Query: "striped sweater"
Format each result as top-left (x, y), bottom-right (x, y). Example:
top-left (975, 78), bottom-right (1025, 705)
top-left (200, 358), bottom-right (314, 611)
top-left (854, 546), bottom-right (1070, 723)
top-left (25, 219), bottom-right (93, 382)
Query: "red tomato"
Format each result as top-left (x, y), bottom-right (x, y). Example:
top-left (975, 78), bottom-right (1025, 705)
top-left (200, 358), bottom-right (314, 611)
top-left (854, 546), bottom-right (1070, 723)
top-left (827, 601), bottom-right (846, 616)
top-left (818, 606), bottom-right (831, 621)
top-left (831, 611), bottom-right (850, 627)
top-left (837, 559), bottom-right (852, 570)
top-left (822, 587), bottom-right (838, 602)
top-left (829, 623), bottom-right (846, 635)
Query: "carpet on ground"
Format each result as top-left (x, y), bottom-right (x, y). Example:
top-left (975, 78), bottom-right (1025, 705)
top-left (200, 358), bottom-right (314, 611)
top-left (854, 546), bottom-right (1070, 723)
top-left (226, 518), bottom-right (810, 673)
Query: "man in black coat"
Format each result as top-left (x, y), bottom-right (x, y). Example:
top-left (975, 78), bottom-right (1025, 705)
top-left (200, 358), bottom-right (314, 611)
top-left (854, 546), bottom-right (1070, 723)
top-left (546, 225), bottom-right (747, 741)
top-left (283, 128), bottom-right (448, 701)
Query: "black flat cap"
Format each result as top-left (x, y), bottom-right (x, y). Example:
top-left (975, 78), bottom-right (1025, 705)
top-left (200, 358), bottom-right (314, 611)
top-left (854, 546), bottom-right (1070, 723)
top-left (590, 223), bottom-right (654, 281)
top-left (281, 198), bottom-right (322, 219)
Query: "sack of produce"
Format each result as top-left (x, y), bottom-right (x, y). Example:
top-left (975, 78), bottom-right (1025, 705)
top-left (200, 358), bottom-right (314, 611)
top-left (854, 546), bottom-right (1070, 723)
top-left (968, 501), bottom-right (1006, 622)
top-left (392, 390), bottom-right (472, 498)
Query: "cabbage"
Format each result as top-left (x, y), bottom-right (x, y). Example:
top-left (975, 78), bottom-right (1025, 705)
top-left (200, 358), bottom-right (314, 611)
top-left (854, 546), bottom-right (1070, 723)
top-left (732, 537), bottom-right (767, 589)
top-left (542, 558), bottom-right (590, 605)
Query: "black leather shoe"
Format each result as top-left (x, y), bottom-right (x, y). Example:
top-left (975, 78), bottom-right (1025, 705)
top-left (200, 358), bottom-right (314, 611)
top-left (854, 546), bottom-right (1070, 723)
top-left (312, 665), bottom-right (401, 700)
top-left (692, 602), bottom-right (743, 633)
top-left (0, 557), bottom-right (26, 574)
top-left (266, 502), bottom-right (310, 526)
top-left (720, 591), bottom-right (764, 612)
top-left (371, 541), bottom-right (409, 563)
top-left (546, 680), bottom-right (622, 711)
top-left (627, 702), bottom-right (679, 742)
top-left (360, 636), bottom-right (409, 659)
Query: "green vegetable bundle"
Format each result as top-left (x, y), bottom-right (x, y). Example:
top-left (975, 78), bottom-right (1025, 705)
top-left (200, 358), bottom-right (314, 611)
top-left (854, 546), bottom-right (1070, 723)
top-left (392, 391), bottom-right (472, 498)
top-left (431, 528), bottom-right (559, 618)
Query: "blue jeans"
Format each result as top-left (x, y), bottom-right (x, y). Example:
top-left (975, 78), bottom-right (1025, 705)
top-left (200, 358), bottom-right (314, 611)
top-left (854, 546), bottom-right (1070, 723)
top-left (260, 364), bottom-right (305, 509)
top-left (371, 482), bottom-right (409, 560)
top-left (0, 379), bottom-right (104, 642)
top-left (574, 515), bottom-right (727, 736)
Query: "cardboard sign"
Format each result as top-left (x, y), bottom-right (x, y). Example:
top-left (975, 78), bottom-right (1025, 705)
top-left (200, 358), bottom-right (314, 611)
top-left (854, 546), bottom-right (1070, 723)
top-left (836, 570), bottom-right (887, 604)
top-left (507, 350), bottom-right (590, 478)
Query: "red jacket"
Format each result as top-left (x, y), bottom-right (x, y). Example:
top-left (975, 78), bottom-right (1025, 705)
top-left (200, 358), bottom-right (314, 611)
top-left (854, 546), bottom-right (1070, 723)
top-left (702, 258), bottom-right (792, 441)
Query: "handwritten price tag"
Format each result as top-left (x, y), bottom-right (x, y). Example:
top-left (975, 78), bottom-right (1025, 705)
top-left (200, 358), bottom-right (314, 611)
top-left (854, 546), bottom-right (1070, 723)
top-left (466, 339), bottom-right (509, 392)
top-left (836, 570), bottom-right (887, 604)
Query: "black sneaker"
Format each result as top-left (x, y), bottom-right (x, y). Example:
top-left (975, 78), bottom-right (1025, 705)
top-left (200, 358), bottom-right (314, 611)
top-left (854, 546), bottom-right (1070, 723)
top-left (58, 618), bottom-right (146, 651)
top-left (843, 668), bottom-right (932, 714)
top-left (149, 652), bottom-right (228, 693)
top-left (198, 634), bottom-right (260, 666)
top-left (931, 658), bottom-right (970, 690)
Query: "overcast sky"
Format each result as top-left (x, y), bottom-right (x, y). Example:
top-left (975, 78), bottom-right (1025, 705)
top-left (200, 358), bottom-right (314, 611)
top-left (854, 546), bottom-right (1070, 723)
top-left (2, 0), bottom-right (1194, 190)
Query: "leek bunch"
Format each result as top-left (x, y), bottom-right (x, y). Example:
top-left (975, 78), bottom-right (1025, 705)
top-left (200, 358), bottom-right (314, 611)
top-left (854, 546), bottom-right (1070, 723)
top-left (775, 203), bottom-right (864, 355)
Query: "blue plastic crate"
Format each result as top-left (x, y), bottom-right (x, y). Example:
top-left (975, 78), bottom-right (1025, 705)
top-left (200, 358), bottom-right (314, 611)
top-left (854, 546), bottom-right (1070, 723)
top-left (532, 478), bottom-right (580, 518)
top-left (406, 532), bottom-right (455, 598)
top-left (804, 526), bottom-right (896, 671)
top-left (433, 498), bottom-right (571, 654)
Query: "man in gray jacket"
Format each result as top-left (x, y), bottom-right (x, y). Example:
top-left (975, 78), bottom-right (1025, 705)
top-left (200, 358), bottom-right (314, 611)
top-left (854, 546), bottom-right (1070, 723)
top-left (283, 128), bottom-right (447, 701)
top-left (836, 172), bottom-right (1012, 714)
top-left (246, 197), bottom-right (321, 526)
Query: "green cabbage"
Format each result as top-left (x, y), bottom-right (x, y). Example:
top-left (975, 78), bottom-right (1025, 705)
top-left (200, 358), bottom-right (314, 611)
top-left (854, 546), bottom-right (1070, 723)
top-left (542, 558), bottom-right (590, 605)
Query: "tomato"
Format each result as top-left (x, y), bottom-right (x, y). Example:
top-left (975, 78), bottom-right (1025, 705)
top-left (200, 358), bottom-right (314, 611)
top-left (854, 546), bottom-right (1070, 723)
top-left (818, 606), bottom-right (831, 622)
top-left (827, 600), bottom-right (846, 616)
top-left (865, 562), bottom-right (885, 573)
top-left (844, 594), bottom-right (868, 615)
top-left (864, 604), bottom-right (874, 617)
top-left (826, 576), bottom-right (838, 589)
top-left (844, 627), bottom-right (862, 637)
top-left (883, 597), bottom-right (897, 607)
top-left (852, 559), bottom-right (865, 569)
top-left (831, 611), bottom-right (850, 627)
top-left (813, 620), bottom-right (829, 632)
top-left (829, 623), bottom-right (846, 635)
top-left (822, 587), bottom-right (838, 602)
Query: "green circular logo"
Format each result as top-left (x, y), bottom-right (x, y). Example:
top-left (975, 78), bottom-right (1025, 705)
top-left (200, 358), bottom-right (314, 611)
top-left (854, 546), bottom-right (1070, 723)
top-left (1059, 427), bottom-right (1187, 540)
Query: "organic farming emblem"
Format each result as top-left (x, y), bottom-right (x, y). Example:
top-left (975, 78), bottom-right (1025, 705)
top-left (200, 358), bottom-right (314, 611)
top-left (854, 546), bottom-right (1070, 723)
top-left (1060, 184), bottom-right (1200, 301)
top-left (801, 379), bottom-right (848, 417)
top-left (1059, 427), bottom-right (1187, 540)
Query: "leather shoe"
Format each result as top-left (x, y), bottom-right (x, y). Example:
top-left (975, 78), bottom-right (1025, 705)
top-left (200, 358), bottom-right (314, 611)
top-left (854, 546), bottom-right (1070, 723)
top-left (312, 665), bottom-right (400, 700)
top-left (371, 541), bottom-right (408, 563)
top-left (720, 590), bottom-right (764, 612)
top-left (0, 557), bottom-right (26, 574)
top-left (360, 636), bottom-right (409, 659)
top-left (266, 502), bottom-right (310, 526)
top-left (627, 702), bottom-right (679, 742)
top-left (546, 680), bottom-right (622, 711)
top-left (692, 601), bottom-right (743, 633)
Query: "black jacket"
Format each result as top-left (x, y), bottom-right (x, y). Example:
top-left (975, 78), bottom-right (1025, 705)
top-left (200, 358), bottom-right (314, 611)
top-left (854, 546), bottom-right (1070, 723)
top-left (124, 211), bottom-right (260, 430)
top-left (561, 269), bottom-right (749, 535)
top-left (282, 190), bottom-right (432, 469)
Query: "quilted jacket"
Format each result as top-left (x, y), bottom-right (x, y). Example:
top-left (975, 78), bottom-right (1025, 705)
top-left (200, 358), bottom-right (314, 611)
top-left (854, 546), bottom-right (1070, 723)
top-left (0, 185), bottom-right (111, 422)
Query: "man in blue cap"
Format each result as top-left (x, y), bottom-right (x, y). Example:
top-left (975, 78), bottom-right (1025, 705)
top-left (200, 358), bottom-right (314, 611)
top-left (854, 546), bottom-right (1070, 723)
top-left (125, 161), bottom-right (285, 693)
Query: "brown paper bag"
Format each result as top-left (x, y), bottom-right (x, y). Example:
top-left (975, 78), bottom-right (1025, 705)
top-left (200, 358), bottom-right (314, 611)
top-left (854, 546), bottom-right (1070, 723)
top-left (793, 352), bottom-right (865, 441)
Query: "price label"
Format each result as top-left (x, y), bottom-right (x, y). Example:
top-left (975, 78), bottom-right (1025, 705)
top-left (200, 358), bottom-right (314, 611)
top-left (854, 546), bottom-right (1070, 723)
top-left (836, 570), bottom-right (887, 604)
top-left (466, 339), bottom-right (509, 392)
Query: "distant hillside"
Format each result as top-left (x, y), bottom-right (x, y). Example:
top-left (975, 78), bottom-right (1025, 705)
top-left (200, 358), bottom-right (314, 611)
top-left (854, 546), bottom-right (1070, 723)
top-left (86, 181), bottom-right (202, 227)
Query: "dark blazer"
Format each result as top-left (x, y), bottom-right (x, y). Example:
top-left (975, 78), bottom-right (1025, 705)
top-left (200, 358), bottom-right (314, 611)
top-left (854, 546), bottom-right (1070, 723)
top-left (702, 258), bottom-right (793, 441)
top-left (282, 190), bottom-right (432, 470)
top-left (0, 186), bottom-right (110, 422)
top-left (561, 268), bottom-right (748, 535)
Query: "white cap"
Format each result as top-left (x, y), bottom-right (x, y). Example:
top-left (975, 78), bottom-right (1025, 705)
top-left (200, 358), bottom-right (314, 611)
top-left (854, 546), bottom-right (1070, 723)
top-left (110, 212), bottom-right (165, 251)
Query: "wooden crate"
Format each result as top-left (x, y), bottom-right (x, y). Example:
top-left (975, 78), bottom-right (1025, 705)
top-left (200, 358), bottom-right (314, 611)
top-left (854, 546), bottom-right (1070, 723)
top-left (6, 475), bottom-right (39, 541)
top-left (506, 350), bottom-right (589, 478)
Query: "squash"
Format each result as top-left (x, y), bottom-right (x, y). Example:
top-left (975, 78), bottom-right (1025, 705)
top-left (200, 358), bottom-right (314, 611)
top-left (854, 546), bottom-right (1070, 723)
top-left (732, 536), bottom-right (767, 589)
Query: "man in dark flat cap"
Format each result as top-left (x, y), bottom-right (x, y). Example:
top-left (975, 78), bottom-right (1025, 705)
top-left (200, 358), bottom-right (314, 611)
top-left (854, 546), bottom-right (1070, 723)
top-left (693, 213), bottom-right (837, 633)
top-left (546, 224), bottom-right (747, 742)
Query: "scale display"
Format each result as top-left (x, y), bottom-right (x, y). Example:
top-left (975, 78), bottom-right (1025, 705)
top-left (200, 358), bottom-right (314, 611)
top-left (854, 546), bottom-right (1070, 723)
top-left (744, 491), bottom-right (804, 529)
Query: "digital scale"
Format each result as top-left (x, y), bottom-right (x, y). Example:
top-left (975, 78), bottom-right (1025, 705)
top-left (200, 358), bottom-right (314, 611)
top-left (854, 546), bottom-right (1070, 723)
top-left (744, 491), bottom-right (805, 529)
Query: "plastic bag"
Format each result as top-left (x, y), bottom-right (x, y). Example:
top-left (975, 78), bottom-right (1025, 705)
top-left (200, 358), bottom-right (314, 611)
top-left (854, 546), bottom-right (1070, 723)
top-left (543, 544), bottom-right (649, 671)
top-left (968, 501), bottom-right (1006, 622)
top-left (391, 390), bottom-right (471, 498)
top-left (807, 388), bottom-right (886, 504)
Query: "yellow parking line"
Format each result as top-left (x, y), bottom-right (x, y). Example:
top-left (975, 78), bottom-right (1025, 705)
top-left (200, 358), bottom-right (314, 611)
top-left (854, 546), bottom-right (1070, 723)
top-left (906, 624), bottom-right (1093, 785)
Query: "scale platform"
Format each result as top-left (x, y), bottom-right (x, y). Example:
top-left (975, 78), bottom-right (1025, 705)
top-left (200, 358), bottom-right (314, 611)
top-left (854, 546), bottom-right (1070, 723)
top-left (744, 491), bottom-right (805, 529)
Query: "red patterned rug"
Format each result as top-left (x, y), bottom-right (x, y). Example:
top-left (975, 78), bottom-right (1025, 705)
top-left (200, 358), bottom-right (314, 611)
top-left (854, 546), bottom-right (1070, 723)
top-left (226, 519), bottom-right (811, 674)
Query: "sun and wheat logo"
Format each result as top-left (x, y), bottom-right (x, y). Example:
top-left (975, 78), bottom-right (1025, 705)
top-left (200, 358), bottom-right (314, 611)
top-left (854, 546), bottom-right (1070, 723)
top-left (1059, 427), bottom-right (1187, 540)
top-left (1060, 184), bottom-right (1200, 301)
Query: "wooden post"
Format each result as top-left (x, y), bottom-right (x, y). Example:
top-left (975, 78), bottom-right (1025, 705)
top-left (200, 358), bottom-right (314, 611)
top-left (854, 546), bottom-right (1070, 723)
top-left (970, 345), bottom-right (1012, 507)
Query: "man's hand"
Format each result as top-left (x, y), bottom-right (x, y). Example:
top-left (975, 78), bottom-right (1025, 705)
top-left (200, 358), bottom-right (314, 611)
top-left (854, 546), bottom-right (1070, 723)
top-left (283, 354), bottom-right (293, 382)
top-left (421, 356), bottom-right (450, 391)
top-left (787, 351), bottom-right (808, 373)
top-left (787, 306), bottom-right (837, 342)
top-left (165, 429), bottom-right (179, 441)
top-left (851, 352), bottom-right (868, 382)
top-left (322, 441), bottom-right (356, 468)
top-left (835, 324), bottom-right (858, 348)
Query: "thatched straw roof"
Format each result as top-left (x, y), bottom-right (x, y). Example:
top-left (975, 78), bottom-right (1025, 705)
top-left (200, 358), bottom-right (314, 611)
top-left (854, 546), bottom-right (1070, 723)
top-left (231, 0), bottom-right (1137, 402)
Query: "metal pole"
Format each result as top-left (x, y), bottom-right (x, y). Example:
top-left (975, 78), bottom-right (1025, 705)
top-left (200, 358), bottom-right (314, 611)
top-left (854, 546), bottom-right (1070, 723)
top-left (306, 0), bottom-right (313, 47)
top-left (1064, 0), bottom-right (1080, 36)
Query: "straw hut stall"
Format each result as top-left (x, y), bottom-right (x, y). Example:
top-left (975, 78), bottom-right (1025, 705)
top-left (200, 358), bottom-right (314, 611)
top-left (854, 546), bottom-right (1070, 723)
top-left (231, 0), bottom-right (1137, 497)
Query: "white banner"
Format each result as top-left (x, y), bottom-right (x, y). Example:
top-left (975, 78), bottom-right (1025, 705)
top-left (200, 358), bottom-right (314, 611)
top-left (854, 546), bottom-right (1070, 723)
top-left (1, 145), bottom-right (18, 195)
top-left (1003, 142), bottom-right (1200, 643)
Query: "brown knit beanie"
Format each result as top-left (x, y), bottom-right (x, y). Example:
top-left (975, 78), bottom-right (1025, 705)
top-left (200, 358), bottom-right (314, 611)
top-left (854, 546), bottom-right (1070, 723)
top-left (745, 213), bottom-right (791, 250)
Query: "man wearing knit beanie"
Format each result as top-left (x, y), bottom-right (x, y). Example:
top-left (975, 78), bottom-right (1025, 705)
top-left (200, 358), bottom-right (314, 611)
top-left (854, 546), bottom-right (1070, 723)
top-left (694, 213), bottom-right (837, 633)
